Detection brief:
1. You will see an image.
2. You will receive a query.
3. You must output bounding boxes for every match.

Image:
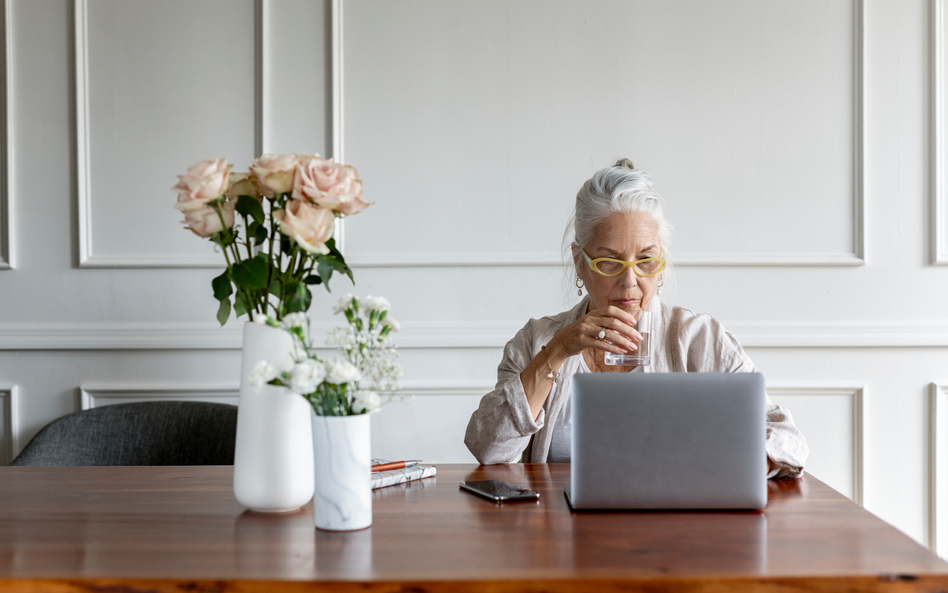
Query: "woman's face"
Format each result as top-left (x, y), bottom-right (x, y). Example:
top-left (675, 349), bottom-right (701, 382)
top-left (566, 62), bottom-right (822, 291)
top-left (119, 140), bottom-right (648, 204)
top-left (575, 211), bottom-right (663, 312)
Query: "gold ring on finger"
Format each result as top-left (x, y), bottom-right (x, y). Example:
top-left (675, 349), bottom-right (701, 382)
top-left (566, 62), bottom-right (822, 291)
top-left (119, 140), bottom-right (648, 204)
top-left (597, 328), bottom-right (606, 340)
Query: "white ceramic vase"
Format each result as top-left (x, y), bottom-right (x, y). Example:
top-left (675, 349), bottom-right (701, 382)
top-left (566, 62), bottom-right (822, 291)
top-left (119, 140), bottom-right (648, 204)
top-left (233, 321), bottom-right (315, 513)
top-left (311, 412), bottom-right (372, 531)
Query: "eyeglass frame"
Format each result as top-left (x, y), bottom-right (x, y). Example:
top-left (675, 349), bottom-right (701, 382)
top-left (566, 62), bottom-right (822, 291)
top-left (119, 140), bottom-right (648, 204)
top-left (581, 249), bottom-right (667, 278)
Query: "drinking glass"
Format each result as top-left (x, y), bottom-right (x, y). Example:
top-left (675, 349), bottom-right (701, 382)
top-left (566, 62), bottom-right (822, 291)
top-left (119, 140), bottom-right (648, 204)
top-left (603, 310), bottom-right (651, 366)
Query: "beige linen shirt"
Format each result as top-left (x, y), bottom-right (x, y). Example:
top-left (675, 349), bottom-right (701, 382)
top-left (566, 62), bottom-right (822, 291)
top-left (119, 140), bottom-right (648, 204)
top-left (464, 296), bottom-right (809, 479)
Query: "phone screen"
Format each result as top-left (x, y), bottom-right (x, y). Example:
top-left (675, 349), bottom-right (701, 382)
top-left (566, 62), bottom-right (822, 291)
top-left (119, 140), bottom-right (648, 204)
top-left (459, 480), bottom-right (540, 502)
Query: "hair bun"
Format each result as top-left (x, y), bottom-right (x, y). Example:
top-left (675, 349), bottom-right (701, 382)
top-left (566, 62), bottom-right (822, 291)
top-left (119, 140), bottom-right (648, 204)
top-left (614, 158), bottom-right (635, 170)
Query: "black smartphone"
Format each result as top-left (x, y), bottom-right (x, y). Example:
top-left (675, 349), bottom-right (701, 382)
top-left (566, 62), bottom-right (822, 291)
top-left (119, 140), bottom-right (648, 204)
top-left (459, 480), bottom-right (540, 502)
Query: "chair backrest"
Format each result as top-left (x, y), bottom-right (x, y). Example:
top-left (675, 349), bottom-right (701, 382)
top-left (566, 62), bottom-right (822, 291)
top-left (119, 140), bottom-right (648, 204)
top-left (10, 401), bottom-right (238, 466)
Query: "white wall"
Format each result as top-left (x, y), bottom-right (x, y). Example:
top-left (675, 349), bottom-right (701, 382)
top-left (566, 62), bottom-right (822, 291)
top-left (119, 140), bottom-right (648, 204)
top-left (2, 0), bottom-right (948, 554)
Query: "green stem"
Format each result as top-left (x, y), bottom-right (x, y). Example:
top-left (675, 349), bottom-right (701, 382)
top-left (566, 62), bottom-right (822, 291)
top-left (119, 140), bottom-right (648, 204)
top-left (291, 246), bottom-right (304, 282)
top-left (295, 249), bottom-right (308, 277)
top-left (238, 213), bottom-right (261, 316)
top-left (242, 213), bottom-right (253, 261)
top-left (265, 196), bottom-right (278, 318)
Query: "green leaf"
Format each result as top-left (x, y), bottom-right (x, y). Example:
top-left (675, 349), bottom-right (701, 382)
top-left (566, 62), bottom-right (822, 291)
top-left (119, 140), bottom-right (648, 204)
top-left (254, 223), bottom-right (268, 246)
top-left (211, 271), bottom-right (232, 301)
top-left (236, 195), bottom-right (265, 225)
top-left (303, 274), bottom-right (322, 285)
top-left (231, 254), bottom-right (269, 290)
top-left (216, 298), bottom-right (231, 326)
top-left (325, 241), bottom-right (353, 282)
top-left (317, 254), bottom-right (353, 290)
top-left (285, 282), bottom-right (312, 313)
top-left (234, 291), bottom-right (250, 318)
top-left (325, 237), bottom-right (343, 258)
top-left (212, 228), bottom-right (238, 249)
top-left (268, 277), bottom-right (283, 298)
top-left (317, 259), bottom-right (334, 291)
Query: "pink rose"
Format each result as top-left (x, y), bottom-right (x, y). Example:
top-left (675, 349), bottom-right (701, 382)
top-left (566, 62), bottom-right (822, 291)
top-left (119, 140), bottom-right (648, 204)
top-left (226, 172), bottom-right (262, 201)
top-left (251, 153), bottom-right (300, 197)
top-left (292, 154), bottom-right (340, 196)
top-left (293, 155), bottom-right (372, 216)
top-left (273, 199), bottom-right (335, 254)
top-left (171, 158), bottom-right (231, 212)
top-left (180, 200), bottom-right (236, 238)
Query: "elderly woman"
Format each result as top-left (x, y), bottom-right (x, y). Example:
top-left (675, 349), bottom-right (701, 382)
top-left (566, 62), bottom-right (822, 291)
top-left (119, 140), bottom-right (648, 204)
top-left (464, 159), bottom-right (808, 479)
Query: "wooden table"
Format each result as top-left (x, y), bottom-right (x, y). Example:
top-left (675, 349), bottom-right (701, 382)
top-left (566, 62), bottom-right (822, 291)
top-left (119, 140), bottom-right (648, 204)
top-left (0, 464), bottom-right (946, 592)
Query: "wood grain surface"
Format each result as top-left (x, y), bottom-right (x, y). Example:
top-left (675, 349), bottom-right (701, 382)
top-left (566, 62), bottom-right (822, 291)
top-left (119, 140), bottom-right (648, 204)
top-left (0, 464), bottom-right (945, 592)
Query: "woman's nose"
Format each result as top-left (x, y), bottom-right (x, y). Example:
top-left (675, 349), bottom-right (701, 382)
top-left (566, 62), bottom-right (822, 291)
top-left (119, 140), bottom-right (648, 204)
top-left (618, 264), bottom-right (638, 285)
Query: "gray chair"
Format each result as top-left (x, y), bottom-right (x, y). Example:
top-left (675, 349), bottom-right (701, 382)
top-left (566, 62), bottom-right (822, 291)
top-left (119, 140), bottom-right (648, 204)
top-left (10, 401), bottom-right (238, 466)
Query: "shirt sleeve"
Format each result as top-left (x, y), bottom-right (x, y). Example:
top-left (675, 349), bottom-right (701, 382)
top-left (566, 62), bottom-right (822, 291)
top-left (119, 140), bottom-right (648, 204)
top-left (727, 336), bottom-right (810, 480)
top-left (764, 403), bottom-right (809, 479)
top-left (464, 327), bottom-right (545, 465)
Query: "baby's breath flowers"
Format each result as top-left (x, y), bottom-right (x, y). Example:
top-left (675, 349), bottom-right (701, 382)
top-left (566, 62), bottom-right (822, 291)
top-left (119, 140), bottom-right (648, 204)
top-left (255, 295), bottom-right (403, 416)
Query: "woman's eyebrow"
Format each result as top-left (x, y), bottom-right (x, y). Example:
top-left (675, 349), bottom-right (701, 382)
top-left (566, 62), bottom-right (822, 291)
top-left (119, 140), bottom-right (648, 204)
top-left (595, 247), bottom-right (621, 256)
top-left (596, 245), bottom-right (659, 254)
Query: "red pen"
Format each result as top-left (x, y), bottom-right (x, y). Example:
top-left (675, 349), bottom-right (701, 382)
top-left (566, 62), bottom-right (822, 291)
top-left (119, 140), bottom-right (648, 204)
top-left (371, 460), bottom-right (421, 472)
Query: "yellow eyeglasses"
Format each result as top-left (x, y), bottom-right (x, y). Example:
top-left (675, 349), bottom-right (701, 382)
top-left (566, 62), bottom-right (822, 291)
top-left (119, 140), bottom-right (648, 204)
top-left (582, 249), bottom-right (667, 278)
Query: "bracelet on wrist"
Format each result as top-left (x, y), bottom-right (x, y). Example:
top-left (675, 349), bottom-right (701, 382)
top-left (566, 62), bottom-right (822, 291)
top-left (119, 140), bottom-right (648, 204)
top-left (540, 345), bottom-right (560, 384)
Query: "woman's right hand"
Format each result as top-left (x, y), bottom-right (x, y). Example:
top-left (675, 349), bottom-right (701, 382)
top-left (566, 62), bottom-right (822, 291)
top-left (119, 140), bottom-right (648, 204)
top-left (546, 305), bottom-right (643, 358)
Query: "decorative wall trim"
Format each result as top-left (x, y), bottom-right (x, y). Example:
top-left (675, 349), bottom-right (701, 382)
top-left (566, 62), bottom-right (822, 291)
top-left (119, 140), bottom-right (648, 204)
top-left (341, 0), bottom-right (865, 269)
top-left (348, 252), bottom-right (867, 269)
top-left (79, 383), bottom-right (239, 410)
top-left (4, 319), bottom-right (948, 351)
top-left (0, 386), bottom-right (17, 465)
top-left (0, 0), bottom-right (12, 270)
top-left (769, 383), bottom-right (865, 505)
top-left (330, 0), bottom-right (346, 253)
top-left (254, 0), bottom-right (264, 156)
top-left (934, 0), bottom-right (948, 264)
top-left (74, 0), bottom-right (265, 269)
top-left (399, 382), bottom-right (493, 398)
top-left (331, 0), bottom-right (344, 166)
top-left (930, 383), bottom-right (948, 556)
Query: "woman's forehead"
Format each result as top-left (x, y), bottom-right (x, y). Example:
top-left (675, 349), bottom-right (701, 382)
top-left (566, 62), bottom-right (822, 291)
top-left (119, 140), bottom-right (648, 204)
top-left (591, 212), bottom-right (660, 251)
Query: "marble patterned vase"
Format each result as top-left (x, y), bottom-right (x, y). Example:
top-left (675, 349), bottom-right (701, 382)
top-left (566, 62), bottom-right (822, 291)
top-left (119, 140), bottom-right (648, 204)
top-left (311, 412), bottom-right (372, 531)
top-left (233, 321), bottom-right (315, 513)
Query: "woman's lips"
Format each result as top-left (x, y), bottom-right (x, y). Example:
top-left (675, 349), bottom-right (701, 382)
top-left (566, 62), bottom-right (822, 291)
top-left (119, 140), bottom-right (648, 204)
top-left (612, 298), bottom-right (640, 308)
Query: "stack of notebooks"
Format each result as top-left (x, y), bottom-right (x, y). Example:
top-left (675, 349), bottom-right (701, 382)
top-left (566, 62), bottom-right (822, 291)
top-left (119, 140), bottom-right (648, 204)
top-left (371, 459), bottom-right (437, 490)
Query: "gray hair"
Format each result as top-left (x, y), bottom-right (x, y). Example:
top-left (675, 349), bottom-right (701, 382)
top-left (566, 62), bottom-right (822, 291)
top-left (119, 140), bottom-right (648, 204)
top-left (567, 158), bottom-right (672, 253)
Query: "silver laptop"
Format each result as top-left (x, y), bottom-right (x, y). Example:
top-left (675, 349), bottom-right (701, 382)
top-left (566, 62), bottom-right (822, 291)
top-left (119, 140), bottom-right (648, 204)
top-left (567, 372), bottom-right (767, 510)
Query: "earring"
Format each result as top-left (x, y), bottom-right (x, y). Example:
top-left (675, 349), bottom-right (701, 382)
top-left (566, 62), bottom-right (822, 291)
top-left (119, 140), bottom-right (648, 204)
top-left (657, 276), bottom-right (664, 295)
top-left (576, 277), bottom-right (584, 296)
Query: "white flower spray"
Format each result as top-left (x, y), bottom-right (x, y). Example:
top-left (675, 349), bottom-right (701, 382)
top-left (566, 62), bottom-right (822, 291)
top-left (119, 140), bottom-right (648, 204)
top-left (256, 295), bottom-right (405, 416)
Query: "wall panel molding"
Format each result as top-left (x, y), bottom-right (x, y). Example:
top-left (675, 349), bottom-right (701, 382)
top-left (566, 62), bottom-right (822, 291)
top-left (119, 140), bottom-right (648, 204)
top-left (74, 0), bottom-right (265, 269)
top-left (934, 0), bottom-right (948, 264)
top-left (399, 382), bottom-right (493, 398)
top-left (330, 0), bottom-right (346, 252)
top-left (3, 319), bottom-right (948, 351)
top-left (79, 383), bottom-right (239, 410)
top-left (930, 383), bottom-right (948, 556)
top-left (0, 385), bottom-right (17, 465)
top-left (769, 384), bottom-right (864, 505)
top-left (350, 252), bottom-right (867, 269)
top-left (340, 0), bottom-right (865, 269)
top-left (0, 0), bottom-right (13, 270)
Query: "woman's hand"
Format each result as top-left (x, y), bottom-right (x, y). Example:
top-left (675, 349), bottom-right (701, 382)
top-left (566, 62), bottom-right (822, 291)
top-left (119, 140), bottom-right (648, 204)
top-left (520, 306), bottom-right (643, 421)
top-left (547, 306), bottom-right (643, 358)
